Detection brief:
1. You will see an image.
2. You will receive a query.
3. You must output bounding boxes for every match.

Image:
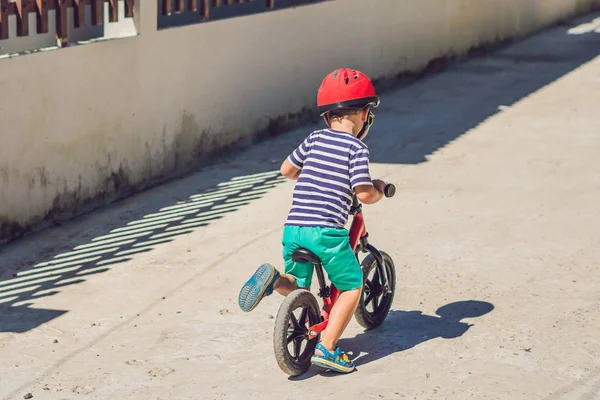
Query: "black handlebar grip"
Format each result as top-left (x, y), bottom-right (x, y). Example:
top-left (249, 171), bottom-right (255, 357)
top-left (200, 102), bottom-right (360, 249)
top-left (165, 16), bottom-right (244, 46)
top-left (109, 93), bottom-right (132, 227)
top-left (384, 183), bottom-right (396, 198)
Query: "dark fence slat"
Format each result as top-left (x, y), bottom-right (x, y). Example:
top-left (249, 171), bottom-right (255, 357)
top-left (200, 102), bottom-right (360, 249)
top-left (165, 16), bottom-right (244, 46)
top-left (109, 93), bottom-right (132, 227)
top-left (91, 0), bottom-right (103, 26)
top-left (55, 0), bottom-right (68, 43)
top-left (0, 0), bottom-right (8, 40)
top-left (163, 0), bottom-right (172, 15)
top-left (108, 0), bottom-right (118, 22)
top-left (73, 0), bottom-right (86, 28)
top-left (125, 0), bottom-right (134, 17)
top-left (200, 0), bottom-right (208, 18)
top-left (175, 0), bottom-right (184, 12)
top-left (15, 0), bottom-right (30, 37)
top-left (35, 0), bottom-right (49, 34)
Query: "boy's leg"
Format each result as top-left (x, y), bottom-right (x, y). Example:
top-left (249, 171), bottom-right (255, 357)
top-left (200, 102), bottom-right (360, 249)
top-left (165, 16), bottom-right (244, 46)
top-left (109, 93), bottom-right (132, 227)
top-left (238, 263), bottom-right (281, 312)
top-left (273, 274), bottom-right (299, 296)
top-left (238, 267), bottom-right (300, 312)
top-left (317, 288), bottom-right (361, 352)
top-left (238, 226), bottom-right (312, 312)
top-left (279, 225), bottom-right (313, 293)
top-left (309, 227), bottom-right (363, 372)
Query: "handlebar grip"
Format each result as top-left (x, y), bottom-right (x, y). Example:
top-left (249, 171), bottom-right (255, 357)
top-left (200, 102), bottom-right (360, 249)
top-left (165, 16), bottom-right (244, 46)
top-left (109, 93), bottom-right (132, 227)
top-left (384, 183), bottom-right (396, 198)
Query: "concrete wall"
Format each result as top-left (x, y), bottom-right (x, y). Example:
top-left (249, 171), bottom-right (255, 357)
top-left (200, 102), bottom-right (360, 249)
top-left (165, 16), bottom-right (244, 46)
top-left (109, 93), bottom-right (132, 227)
top-left (1, 0), bottom-right (599, 243)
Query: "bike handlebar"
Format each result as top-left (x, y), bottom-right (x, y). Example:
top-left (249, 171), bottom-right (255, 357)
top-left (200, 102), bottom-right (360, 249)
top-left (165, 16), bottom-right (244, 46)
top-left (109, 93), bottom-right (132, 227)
top-left (384, 183), bottom-right (396, 198)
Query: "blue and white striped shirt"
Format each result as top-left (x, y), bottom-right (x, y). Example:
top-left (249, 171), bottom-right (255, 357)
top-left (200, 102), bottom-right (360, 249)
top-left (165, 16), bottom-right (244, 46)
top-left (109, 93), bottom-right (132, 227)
top-left (285, 129), bottom-right (373, 228)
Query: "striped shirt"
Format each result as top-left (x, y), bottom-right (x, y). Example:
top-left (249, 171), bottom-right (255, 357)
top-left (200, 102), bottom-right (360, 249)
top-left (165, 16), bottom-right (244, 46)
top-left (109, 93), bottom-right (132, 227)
top-left (285, 128), bottom-right (373, 228)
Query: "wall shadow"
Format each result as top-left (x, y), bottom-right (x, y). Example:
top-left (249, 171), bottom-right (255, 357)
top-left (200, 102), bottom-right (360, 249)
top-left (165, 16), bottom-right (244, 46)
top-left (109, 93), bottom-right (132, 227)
top-left (365, 13), bottom-right (600, 164)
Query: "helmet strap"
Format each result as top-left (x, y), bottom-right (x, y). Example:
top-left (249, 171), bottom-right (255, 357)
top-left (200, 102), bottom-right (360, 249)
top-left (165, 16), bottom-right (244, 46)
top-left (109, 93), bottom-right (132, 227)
top-left (357, 111), bottom-right (375, 140)
top-left (357, 120), bottom-right (369, 140)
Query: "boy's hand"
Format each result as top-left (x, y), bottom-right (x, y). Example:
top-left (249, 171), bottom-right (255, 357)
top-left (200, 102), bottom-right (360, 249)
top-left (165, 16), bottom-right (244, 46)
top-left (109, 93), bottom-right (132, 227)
top-left (356, 179), bottom-right (387, 204)
top-left (372, 179), bottom-right (388, 194)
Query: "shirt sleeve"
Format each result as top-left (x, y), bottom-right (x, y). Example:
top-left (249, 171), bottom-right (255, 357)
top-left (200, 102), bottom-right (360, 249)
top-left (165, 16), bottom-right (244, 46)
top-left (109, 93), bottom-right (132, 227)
top-left (349, 147), bottom-right (373, 189)
top-left (287, 134), bottom-right (312, 169)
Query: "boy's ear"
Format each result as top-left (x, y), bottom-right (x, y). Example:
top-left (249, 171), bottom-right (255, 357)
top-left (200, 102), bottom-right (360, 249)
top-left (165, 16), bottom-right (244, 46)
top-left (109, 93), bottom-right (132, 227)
top-left (323, 114), bottom-right (331, 127)
top-left (361, 107), bottom-right (370, 122)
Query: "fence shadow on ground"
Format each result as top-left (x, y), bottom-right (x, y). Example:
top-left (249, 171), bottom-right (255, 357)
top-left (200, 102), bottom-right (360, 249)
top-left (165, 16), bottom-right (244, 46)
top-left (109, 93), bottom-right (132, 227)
top-left (0, 170), bottom-right (287, 333)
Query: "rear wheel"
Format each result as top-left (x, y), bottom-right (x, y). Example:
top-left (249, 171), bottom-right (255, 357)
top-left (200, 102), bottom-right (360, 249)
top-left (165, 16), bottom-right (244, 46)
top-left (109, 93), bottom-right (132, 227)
top-left (273, 289), bottom-right (321, 376)
top-left (354, 251), bottom-right (396, 329)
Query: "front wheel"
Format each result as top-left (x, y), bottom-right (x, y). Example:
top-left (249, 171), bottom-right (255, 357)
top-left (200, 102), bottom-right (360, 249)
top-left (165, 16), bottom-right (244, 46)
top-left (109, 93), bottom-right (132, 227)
top-left (354, 251), bottom-right (396, 329)
top-left (273, 289), bottom-right (321, 376)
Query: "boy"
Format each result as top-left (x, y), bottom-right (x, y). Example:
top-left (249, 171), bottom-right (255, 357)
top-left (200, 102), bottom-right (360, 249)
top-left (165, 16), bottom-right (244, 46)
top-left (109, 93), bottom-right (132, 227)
top-left (238, 68), bottom-right (387, 373)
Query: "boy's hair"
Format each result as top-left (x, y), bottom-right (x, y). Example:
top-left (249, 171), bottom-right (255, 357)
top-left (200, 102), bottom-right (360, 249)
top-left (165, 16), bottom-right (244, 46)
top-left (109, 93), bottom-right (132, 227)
top-left (325, 107), bottom-right (365, 121)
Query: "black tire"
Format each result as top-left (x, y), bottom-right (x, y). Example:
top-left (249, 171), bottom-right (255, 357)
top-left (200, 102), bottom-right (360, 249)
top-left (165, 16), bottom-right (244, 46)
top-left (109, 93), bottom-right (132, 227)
top-left (354, 251), bottom-right (396, 330)
top-left (273, 289), bottom-right (321, 376)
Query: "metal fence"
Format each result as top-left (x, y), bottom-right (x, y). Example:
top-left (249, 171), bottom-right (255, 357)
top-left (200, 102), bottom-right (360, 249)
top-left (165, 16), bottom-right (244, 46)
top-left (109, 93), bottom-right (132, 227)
top-left (157, 0), bottom-right (326, 29)
top-left (0, 0), bottom-right (134, 44)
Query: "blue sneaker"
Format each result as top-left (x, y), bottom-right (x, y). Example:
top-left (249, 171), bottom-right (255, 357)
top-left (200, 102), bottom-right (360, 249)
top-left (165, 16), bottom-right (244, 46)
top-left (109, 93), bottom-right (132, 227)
top-left (238, 263), bottom-right (280, 312)
top-left (310, 343), bottom-right (355, 373)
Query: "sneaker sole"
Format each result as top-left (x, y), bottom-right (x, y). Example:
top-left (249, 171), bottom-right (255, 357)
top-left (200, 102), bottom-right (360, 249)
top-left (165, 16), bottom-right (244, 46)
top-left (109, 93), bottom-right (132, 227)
top-left (310, 356), bottom-right (355, 373)
top-left (238, 264), bottom-right (276, 312)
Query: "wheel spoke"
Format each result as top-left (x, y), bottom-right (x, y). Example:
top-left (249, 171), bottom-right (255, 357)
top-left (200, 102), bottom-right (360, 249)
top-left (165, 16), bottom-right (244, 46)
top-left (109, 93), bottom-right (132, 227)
top-left (364, 291), bottom-right (376, 307)
top-left (373, 293), bottom-right (380, 310)
top-left (289, 311), bottom-right (299, 330)
top-left (299, 306), bottom-right (308, 327)
top-left (373, 268), bottom-right (380, 285)
top-left (287, 331), bottom-right (297, 344)
top-left (293, 337), bottom-right (302, 359)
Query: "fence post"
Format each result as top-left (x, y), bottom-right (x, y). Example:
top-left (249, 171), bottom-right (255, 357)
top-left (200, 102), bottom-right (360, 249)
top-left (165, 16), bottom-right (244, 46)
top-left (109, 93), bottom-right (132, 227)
top-left (91, 0), bottom-right (103, 26)
top-left (0, 0), bottom-right (8, 40)
top-left (73, 0), bottom-right (86, 28)
top-left (125, 0), bottom-right (134, 17)
top-left (55, 0), bottom-right (68, 45)
top-left (108, 0), bottom-right (118, 22)
top-left (35, 0), bottom-right (49, 34)
top-left (15, 0), bottom-right (30, 37)
top-left (200, 0), bottom-right (208, 18)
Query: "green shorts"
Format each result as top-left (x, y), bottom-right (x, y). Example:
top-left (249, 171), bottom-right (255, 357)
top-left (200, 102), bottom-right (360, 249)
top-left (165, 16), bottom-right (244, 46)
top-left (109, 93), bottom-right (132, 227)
top-left (282, 225), bottom-right (363, 291)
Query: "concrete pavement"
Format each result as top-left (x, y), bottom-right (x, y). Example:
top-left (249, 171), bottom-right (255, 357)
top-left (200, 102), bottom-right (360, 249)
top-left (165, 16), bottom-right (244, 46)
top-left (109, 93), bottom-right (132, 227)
top-left (1, 13), bottom-right (600, 400)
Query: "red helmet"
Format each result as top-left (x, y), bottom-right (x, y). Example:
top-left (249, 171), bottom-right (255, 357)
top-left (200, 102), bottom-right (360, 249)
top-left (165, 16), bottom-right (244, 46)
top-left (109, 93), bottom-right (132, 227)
top-left (317, 68), bottom-right (380, 116)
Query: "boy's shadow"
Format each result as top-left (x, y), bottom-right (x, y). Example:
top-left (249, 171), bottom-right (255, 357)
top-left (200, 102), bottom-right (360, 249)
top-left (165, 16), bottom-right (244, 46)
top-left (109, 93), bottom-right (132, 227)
top-left (342, 300), bottom-right (494, 367)
top-left (291, 300), bottom-right (493, 379)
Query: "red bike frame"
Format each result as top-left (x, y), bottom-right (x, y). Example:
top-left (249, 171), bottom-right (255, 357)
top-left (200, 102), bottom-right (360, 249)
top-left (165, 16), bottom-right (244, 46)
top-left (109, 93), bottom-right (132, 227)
top-left (306, 208), bottom-right (367, 340)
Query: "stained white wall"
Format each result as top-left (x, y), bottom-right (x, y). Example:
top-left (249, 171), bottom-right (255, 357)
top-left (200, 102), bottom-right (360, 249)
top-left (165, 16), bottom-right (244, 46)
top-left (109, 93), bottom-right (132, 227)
top-left (1, 0), bottom-right (599, 242)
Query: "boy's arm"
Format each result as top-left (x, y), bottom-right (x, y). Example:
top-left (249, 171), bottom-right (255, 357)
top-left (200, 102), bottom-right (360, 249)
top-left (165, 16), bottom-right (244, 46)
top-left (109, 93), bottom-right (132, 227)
top-left (280, 159), bottom-right (301, 180)
top-left (281, 133), bottom-right (312, 180)
top-left (355, 180), bottom-right (386, 204)
top-left (350, 147), bottom-right (386, 204)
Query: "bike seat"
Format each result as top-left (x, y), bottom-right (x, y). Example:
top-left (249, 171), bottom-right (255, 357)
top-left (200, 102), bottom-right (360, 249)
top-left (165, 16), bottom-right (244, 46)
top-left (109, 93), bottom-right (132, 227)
top-left (291, 248), bottom-right (322, 265)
